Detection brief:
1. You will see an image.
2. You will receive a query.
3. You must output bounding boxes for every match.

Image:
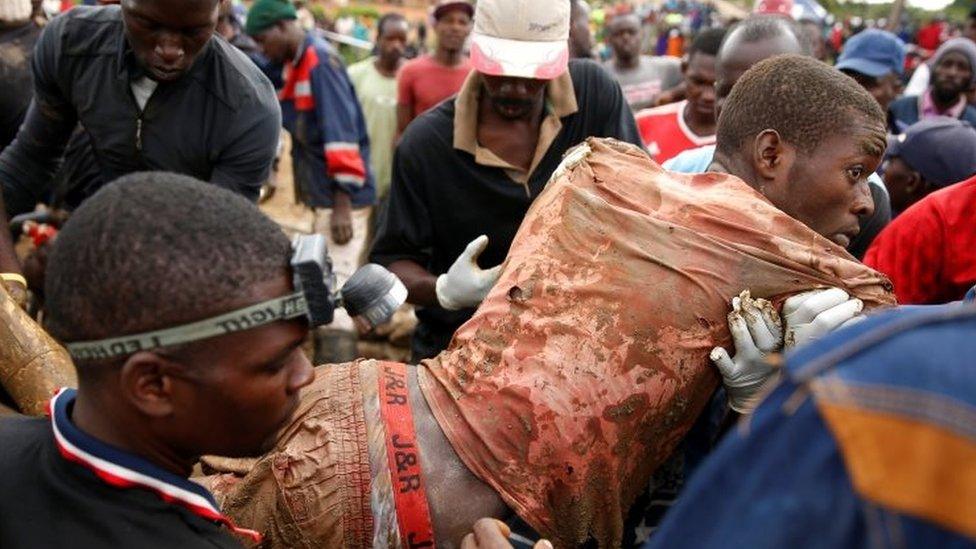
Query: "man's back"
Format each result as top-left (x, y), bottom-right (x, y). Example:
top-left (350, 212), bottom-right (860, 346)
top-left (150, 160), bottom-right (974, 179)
top-left (0, 411), bottom-right (242, 549)
top-left (0, 5), bottom-right (281, 213)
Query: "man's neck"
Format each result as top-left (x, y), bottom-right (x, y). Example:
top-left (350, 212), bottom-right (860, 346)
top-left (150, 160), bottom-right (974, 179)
top-left (434, 47), bottom-right (463, 67)
top-left (614, 55), bottom-right (640, 71)
top-left (374, 55), bottom-right (402, 78)
top-left (476, 94), bottom-right (546, 172)
top-left (72, 389), bottom-right (196, 478)
top-left (683, 102), bottom-right (716, 137)
top-left (930, 89), bottom-right (962, 113)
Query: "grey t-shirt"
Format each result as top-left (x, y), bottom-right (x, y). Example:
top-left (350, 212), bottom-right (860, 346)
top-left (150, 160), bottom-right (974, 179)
top-left (604, 55), bottom-right (683, 112)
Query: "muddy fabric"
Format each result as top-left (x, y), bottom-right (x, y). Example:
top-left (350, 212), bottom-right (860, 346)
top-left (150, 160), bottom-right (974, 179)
top-left (208, 362), bottom-right (374, 549)
top-left (418, 137), bottom-right (896, 548)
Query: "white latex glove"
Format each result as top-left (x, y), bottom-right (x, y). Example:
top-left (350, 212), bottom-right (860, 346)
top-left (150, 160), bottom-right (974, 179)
top-left (783, 288), bottom-right (863, 350)
top-left (710, 291), bottom-right (783, 414)
top-left (436, 235), bottom-right (503, 311)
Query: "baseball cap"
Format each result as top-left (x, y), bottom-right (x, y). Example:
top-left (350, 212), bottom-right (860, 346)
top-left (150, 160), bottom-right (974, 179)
top-left (432, 0), bottom-right (474, 21)
top-left (753, 0), bottom-right (794, 18)
top-left (836, 29), bottom-right (906, 78)
top-left (470, 0), bottom-right (570, 80)
top-left (887, 117), bottom-right (976, 187)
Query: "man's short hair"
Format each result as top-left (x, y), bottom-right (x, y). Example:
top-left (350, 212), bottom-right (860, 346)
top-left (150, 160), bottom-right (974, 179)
top-left (44, 173), bottom-right (292, 367)
top-left (688, 28), bottom-right (727, 60)
top-left (376, 12), bottom-right (407, 40)
top-left (716, 54), bottom-right (885, 155)
top-left (720, 15), bottom-right (809, 56)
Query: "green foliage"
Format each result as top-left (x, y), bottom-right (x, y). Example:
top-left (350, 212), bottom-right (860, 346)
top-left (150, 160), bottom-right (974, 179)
top-left (336, 5), bottom-right (380, 20)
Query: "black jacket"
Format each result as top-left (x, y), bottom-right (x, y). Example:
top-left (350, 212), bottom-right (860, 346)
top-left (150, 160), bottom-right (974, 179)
top-left (0, 6), bottom-right (281, 214)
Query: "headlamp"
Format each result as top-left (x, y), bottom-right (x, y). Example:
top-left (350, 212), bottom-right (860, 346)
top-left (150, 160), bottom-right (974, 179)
top-left (64, 234), bottom-right (407, 361)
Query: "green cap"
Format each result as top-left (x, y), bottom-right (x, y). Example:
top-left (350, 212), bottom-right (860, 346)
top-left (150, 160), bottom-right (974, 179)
top-left (245, 0), bottom-right (297, 36)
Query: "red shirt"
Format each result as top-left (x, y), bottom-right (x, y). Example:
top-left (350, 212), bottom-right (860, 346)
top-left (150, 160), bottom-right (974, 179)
top-left (864, 176), bottom-right (976, 304)
top-left (397, 54), bottom-right (472, 119)
top-left (635, 100), bottom-right (715, 164)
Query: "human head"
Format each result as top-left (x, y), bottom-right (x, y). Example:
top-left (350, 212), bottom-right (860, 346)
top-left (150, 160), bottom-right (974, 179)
top-left (684, 28), bottom-right (726, 123)
top-left (245, 0), bottom-right (302, 65)
top-left (836, 29), bottom-right (905, 112)
top-left (715, 15), bottom-right (806, 119)
top-left (376, 12), bottom-right (409, 66)
top-left (432, 0), bottom-right (474, 55)
top-left (799, 19), bottom-right (826, 61)
top-left (45, 173), bottom-right (314, 459)
top-left (929, 38), bottom-right (976, 105)
top-left (607, 13), bottom-right (642, 64)
top-left (715, 54), bottom-right (887, 248)
top-left (120, 0), bottom-right (219, 82)
top-left (883, 117), bottom-right (976, 213)
top-left (568, 0), bottom-right (594, 59)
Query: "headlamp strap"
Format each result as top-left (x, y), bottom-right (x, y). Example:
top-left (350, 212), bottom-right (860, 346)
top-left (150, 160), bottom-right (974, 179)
top-left (65, 293), bottom-right (309, 360)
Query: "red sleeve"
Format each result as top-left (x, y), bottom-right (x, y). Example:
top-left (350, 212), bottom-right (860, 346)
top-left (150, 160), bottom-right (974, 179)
top-left (863, 199), bottom-right (945, 304)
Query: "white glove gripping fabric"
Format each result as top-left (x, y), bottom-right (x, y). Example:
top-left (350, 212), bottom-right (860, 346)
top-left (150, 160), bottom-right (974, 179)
top-left (435, 235), bottom-right (503, 311)
top-left (710, 291), bottom-right (783, 414)
top-left (782, 288), bottom-right (864, 350)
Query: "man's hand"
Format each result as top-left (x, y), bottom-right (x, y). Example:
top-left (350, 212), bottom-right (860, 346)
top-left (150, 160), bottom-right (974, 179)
top-left (1, 276), bottom-right (28, 309)
top-left (783, 288), bottom-right (863, 350)
top-left (331, 191), bottom-right (354, 245)
top-left (709, 291), bottom-right (782, 413)
top-left (710, 288), bottom-right (865, 414)
top-left (435, 235), bottom-right (503, 311)
top-left (460, 518), bottom-right (552, 549)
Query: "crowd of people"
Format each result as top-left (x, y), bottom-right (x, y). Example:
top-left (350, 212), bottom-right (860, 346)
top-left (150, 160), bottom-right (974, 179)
top-left (0, 0), bottom-right (974, 547)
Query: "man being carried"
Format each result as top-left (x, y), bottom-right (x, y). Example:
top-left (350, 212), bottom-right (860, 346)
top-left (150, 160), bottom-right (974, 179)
top-left (603, 13), bottom-right (682, 112)
top-left (246, 0), bottom-right (375, 363)
top-left (370, 0), bottom-right (642, 362)
top-left (636, 27), bottom-right (726, 164)
top-left (211, 53), bottom-right (892, 549)
top-left (0, 173), bottom-right (315, 547)
top-left (0, 0), bottom-right (281, 287)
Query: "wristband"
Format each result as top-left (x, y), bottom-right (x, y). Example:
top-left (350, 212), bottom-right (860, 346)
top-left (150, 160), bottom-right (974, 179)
top-left (0, 273), bottom-right (27, 288)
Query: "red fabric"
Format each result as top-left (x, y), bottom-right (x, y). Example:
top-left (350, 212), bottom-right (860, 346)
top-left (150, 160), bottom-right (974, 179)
top-left (419, 138), bottom-right (895, 548)
top-left (397, 55), bottom-right (472, 118)
top-left (377, 362), bottom-right (436, 549)
top-left (635, 100), bottom-right (715, 163)
top-left (864, 176), bottom-right (976, 305)
top-left (279, 46), bottom-right (319, 112)
top-left (324, 145), bottom-right (367, 185)
top-left (916, 22), bottom-right (944, 53)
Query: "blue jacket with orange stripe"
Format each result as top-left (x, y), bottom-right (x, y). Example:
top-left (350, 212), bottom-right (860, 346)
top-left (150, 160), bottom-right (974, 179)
top-left (646, 302), bottom-right (976, 548)
top-left (279, 33), bottom-right (375, 208)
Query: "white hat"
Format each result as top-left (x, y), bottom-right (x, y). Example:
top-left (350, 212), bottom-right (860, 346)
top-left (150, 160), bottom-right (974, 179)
top-left (0, 0), bottom-right (31, 24)
top-left (470, 0), bottom-right (570, 80)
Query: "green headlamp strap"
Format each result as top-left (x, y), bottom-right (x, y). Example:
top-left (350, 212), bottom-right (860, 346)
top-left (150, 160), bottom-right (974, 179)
top-left (65, 293), bottom-right (309, 361)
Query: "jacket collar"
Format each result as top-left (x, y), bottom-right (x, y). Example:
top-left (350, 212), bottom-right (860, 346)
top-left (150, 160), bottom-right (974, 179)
top-left (48, 388), bottom-right (262, 543)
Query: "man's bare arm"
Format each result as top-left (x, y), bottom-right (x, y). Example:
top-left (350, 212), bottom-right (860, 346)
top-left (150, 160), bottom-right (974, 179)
top-left (389, 259), bottom-right (439, 307)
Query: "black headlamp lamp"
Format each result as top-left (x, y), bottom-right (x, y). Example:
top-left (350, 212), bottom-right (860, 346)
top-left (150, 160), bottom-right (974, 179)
top-left (65, 234), bottom-right (407, 361)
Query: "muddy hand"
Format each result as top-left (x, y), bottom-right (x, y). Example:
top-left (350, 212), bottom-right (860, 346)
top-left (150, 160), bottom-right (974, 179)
top-left (710, 290), bottom-right (783, 414)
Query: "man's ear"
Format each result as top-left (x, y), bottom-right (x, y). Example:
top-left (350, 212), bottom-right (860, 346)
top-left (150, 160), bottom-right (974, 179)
top-left (751, 129), bottom-right (794, 189)
top-left (119, 352), bottom-right (179, 419)
top-left (904, 170), bottom-right (929, 198)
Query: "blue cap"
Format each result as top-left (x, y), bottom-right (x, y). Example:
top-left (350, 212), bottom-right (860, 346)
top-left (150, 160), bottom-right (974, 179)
top-left (836, 29), bottom-right (905, 78)
top-left (888, 117), bottom-right (976, 188)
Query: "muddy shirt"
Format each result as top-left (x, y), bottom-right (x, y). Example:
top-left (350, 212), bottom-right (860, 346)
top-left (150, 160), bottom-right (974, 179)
top-left (0, 389), bottom-right (249, 549)
top-left (0, 6), bottom-right (281, 215)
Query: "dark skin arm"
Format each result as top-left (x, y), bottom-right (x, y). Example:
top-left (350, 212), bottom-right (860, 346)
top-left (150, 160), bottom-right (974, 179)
top-left (389, 259), bottom-right (439, 307)
top-left (330, 189), bottom-right (353, 245)
top-left (396, 103), bottom-right (415, 139)
top-left (408, 365), bottom-right (510, 548)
